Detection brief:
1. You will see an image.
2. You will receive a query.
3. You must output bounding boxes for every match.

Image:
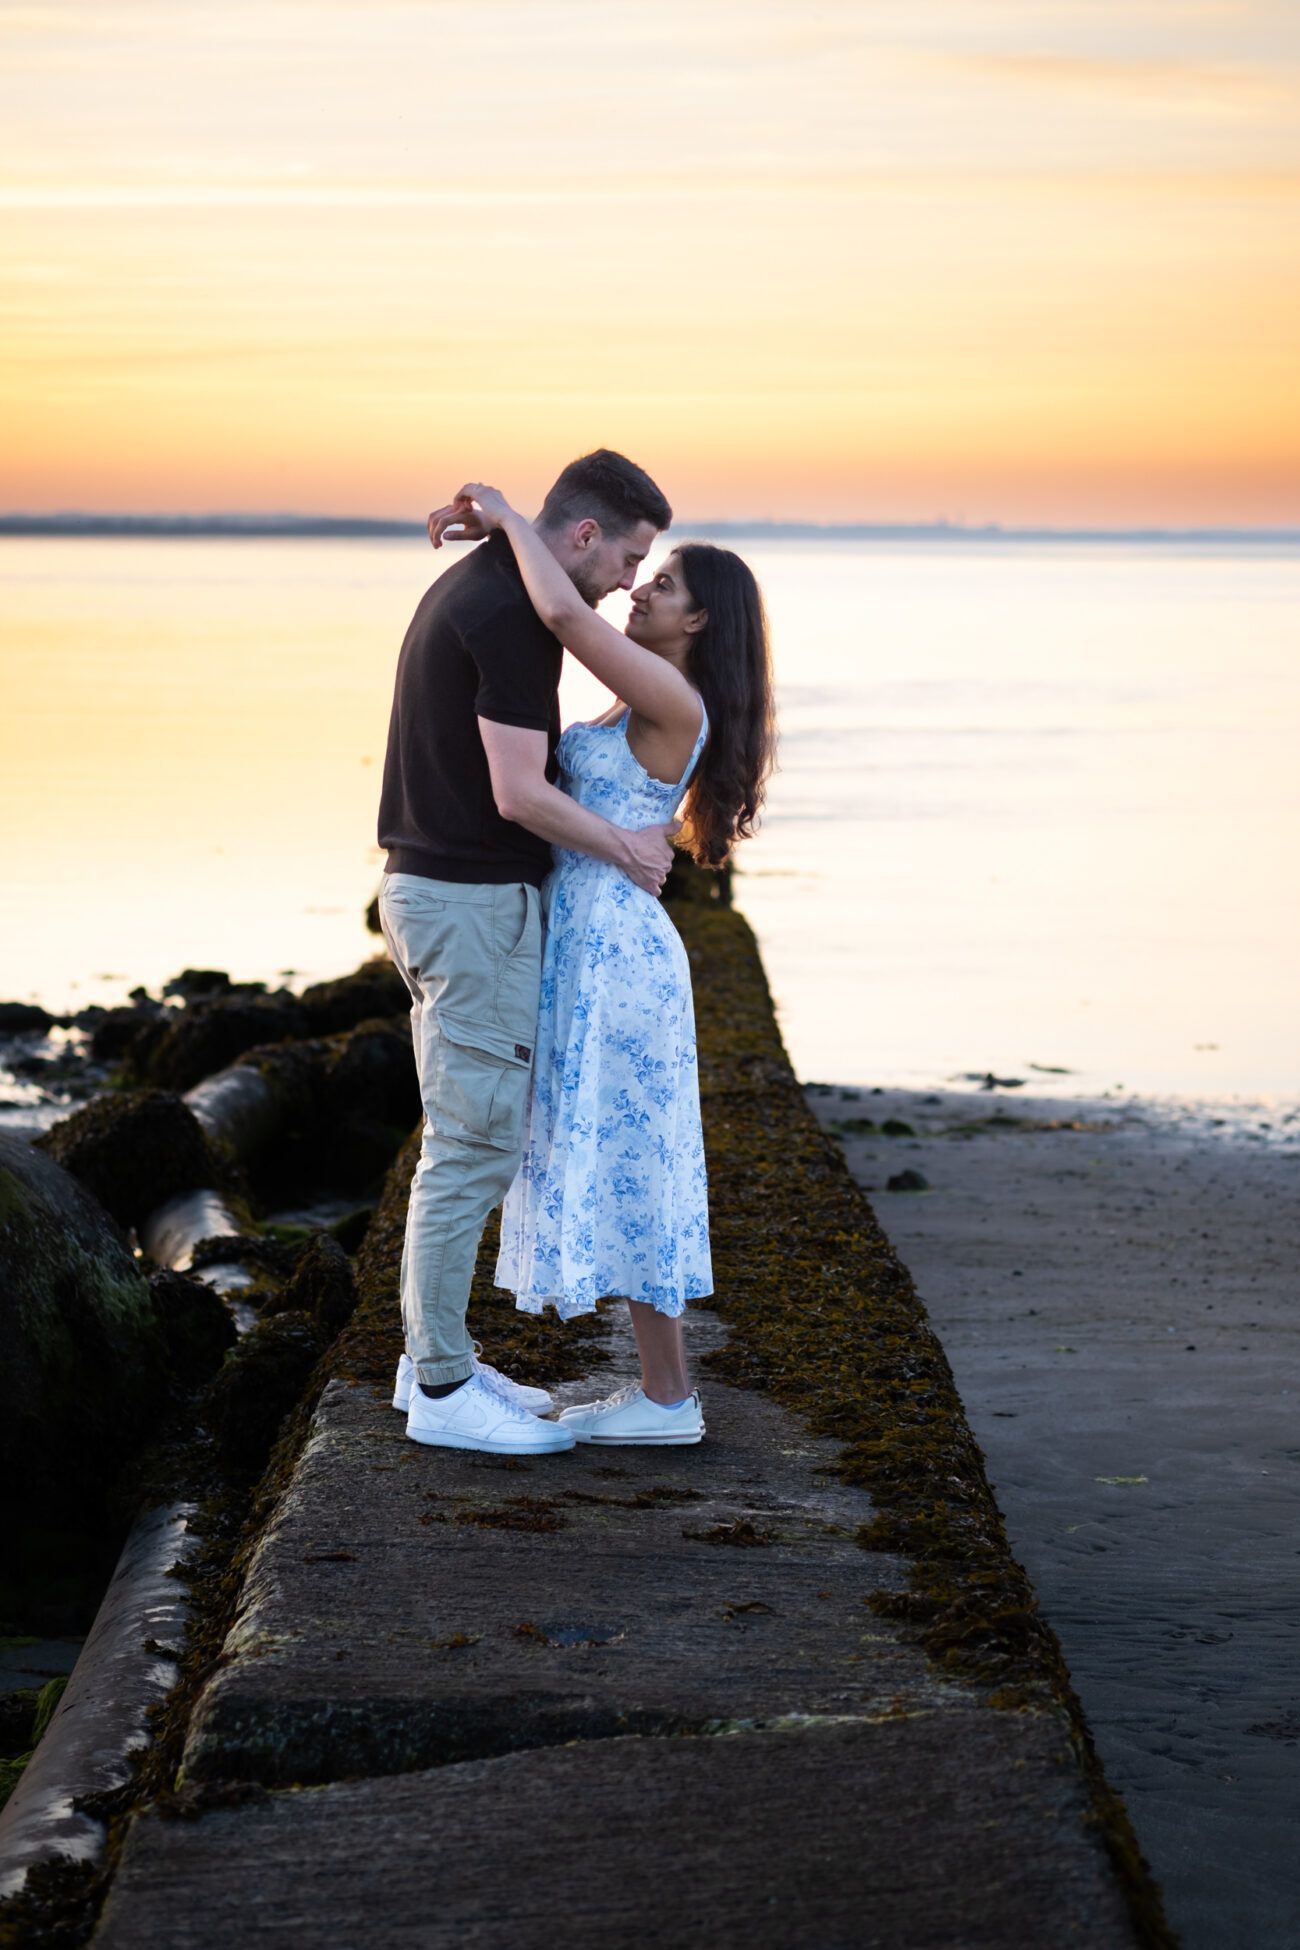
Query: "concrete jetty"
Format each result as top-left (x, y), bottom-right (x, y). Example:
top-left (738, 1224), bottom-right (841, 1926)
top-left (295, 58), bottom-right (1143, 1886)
top-left (96, 1338), bottom-right (1138, 1946)
top-left (12, 892), bottom-right (1176, 1947)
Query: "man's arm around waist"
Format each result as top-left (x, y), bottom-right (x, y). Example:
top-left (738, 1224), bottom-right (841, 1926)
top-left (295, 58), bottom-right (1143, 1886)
top-left (477, 719), bottom-right (676, 896)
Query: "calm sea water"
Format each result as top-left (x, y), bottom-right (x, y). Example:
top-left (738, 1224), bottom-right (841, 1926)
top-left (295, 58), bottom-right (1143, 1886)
top-left (2, 535), bottom-right (1297, 1106)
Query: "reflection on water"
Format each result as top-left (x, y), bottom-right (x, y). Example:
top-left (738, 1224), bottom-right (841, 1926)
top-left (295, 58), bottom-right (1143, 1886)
top-left (2, 536), bottom-right (1297, 1101)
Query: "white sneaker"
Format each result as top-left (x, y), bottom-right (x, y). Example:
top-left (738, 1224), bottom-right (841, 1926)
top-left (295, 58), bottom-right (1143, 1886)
top-left (557, 1384), bottom-right (705, 1447)
top-left (405, 1371), bottom-right (575, 1455)
top-left (391, 1349), bottom-right (552, 1416)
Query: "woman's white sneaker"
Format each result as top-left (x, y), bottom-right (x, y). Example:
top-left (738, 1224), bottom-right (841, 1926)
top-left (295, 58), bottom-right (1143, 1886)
top-left (405, 1372), bottom-right (574, 1454)
top-left (391, 1349), bottom-right (552, 1416)
top-left (557, 1384), bottom-right (705, 1446)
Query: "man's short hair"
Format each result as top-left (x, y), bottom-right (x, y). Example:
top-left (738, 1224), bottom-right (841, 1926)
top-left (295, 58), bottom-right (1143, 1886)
top-left (538, 449), bottom-right (672, 539)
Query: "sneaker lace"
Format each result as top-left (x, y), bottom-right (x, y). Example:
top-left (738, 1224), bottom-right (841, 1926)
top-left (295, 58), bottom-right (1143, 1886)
top-left (472, 1345), bottom-right (549, 1401)
top-left (471, 1342), bottom-right (509, 1384)
top-left (597, 1382), bottom-right (643, 1413)
top-left (466, 1373), bottom-right (536, 1422)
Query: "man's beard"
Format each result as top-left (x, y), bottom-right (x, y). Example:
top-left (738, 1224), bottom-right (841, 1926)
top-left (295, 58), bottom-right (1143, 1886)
top-left (568, 558), bottom-right (607, 609)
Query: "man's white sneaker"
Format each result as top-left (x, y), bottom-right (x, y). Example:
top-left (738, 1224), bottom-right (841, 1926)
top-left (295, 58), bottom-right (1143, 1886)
top-left (405, 1371), bottom-right (575, 1455)
top-left (556, 1384), bottom-right (705, 1446)
top-left (391, 1349), bottom-right (552, 1416)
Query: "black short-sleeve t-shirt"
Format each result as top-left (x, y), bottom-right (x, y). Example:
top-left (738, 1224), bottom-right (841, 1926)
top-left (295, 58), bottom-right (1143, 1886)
top-left (377, 531), bottom-right (563, 888)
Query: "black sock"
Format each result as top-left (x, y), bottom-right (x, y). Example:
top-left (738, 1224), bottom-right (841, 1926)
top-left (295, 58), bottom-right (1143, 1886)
top-left (419, 1378), bottom-right (469, 1401)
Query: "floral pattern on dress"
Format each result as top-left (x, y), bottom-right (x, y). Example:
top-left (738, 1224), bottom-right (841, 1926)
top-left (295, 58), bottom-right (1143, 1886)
top-left (496, 706), bottom-right (712, 1319)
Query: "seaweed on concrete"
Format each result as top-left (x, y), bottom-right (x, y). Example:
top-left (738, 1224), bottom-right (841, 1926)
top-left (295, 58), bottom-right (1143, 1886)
top-left (668, 879), bottom-right (1176, 1950)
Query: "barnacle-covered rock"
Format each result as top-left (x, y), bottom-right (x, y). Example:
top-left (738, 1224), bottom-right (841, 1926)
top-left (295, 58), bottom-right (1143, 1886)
top-left (36, 1090), bottom-right (232, 1232)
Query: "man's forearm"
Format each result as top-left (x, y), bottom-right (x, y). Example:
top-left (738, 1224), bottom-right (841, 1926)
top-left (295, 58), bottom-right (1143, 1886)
top-left (506, 777), bottom-right (636, 871)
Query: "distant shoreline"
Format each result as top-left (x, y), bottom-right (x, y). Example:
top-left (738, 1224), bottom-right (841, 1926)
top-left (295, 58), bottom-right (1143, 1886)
top-left (2, 513), bottom-right (1299, 546)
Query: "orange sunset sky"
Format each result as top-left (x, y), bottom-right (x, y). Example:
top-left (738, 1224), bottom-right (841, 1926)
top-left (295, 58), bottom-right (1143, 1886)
top-left (2, 0), bottom-right (1298, 525)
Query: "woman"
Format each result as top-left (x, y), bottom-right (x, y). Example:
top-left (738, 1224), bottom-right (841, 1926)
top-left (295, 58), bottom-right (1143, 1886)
top-left (456, 485), bottom-right (774, 1445)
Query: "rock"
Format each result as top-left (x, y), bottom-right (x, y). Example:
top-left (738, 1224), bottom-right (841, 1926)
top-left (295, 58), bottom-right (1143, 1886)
top-left (264, 1235), bottom-right (357, 1341)
top-left (184, 1066), bottom-right (281, 1162)
top-left (161, 970), bottom-right (234, 1000)
top-left (322, 1019), bottom-right (422, 1189)
top-left (37, 1091), bottom-right (230, 1233)
top-left (882, 1119), bottom-right (916, 1137)
top-left (127, 994), bottom-right (311, 1093)
top-left (299, 960), bottom-right (409, 1036)
top-left (190, 1233), bottom-right (301, 1279)
top-left (0, 1136), bottom-right (172, 1522)
top-left (325, 1019), bottom-right (419, 1124)
top-left (161, 969), bottom-right (272, 1002)
top-left (224, 1019), bottom-right (419, 1203)
top-left (886, 1169), bottom-right (929, 1193)
top-left (0, 1003), bottom-right (53, 1035)
top-left (328, 1208), bottom-right (374, 1256)
top-left (88, 1000), bottom-right (166, 1064)
top-left (202, 1312), bottom-right (324, 1472)
top-left (140, 1191), bottom-right (249, 1277)
top-left (147, 1269), bottom-right (237, 1385)
top-left (660, 851), bottom-right (731, 907)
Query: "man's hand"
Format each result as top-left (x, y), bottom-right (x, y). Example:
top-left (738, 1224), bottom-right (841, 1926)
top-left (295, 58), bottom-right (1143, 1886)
top-left (428, 497), bottom-right (491, 549)
top-left (618, 822), bottom-right (681, 896)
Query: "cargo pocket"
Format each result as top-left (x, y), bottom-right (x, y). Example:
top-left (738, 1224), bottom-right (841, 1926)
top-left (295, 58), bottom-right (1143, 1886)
top-left (432, 1014), bottom-right (533, 1151)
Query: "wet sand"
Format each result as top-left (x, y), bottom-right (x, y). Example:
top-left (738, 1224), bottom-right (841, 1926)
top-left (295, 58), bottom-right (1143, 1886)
top-left (806, 1083), bottom-right (1300, 1950)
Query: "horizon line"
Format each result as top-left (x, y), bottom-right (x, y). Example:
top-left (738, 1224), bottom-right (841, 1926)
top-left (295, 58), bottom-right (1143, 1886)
top-left (2, 512), bottom-right (1298, 546)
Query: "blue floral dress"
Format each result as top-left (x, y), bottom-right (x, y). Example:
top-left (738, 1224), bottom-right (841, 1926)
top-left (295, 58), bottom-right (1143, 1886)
top-left (496, 705), bottom-right (713, 1319)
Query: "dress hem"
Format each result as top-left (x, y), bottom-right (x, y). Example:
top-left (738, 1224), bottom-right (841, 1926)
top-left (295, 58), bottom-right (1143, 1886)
top-left (503, 1281), bottom-right (714, 1323)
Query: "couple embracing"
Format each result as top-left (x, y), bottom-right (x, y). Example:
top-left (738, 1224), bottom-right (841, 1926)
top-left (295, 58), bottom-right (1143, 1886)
top-left (377, 450), bottom-right (774, 1456)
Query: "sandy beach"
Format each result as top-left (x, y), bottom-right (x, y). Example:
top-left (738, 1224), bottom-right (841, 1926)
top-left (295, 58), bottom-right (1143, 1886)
top-left (806, 1082), bottom-right (1300, 1950)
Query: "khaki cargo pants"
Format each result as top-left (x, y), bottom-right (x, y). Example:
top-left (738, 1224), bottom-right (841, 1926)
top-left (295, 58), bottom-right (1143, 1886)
top-left (378, 872), bottom-right (542, 1387)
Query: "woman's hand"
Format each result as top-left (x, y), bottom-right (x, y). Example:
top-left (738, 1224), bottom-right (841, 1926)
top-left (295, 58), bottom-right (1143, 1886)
top-left (428, 495), bottom-right (480, 549)
top-left (427, 484), bottom-right (514, 549)
top-left (456, 483), bottom-right (512, 528)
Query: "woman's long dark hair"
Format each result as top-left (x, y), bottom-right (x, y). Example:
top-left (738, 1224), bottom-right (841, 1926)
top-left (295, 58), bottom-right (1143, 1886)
top-left (675, 542), bottom-right (776, 869)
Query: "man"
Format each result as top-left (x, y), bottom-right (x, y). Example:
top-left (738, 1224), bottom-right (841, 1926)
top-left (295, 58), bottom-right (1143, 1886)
top-left (376, 449), bottom-right (676, 1455)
